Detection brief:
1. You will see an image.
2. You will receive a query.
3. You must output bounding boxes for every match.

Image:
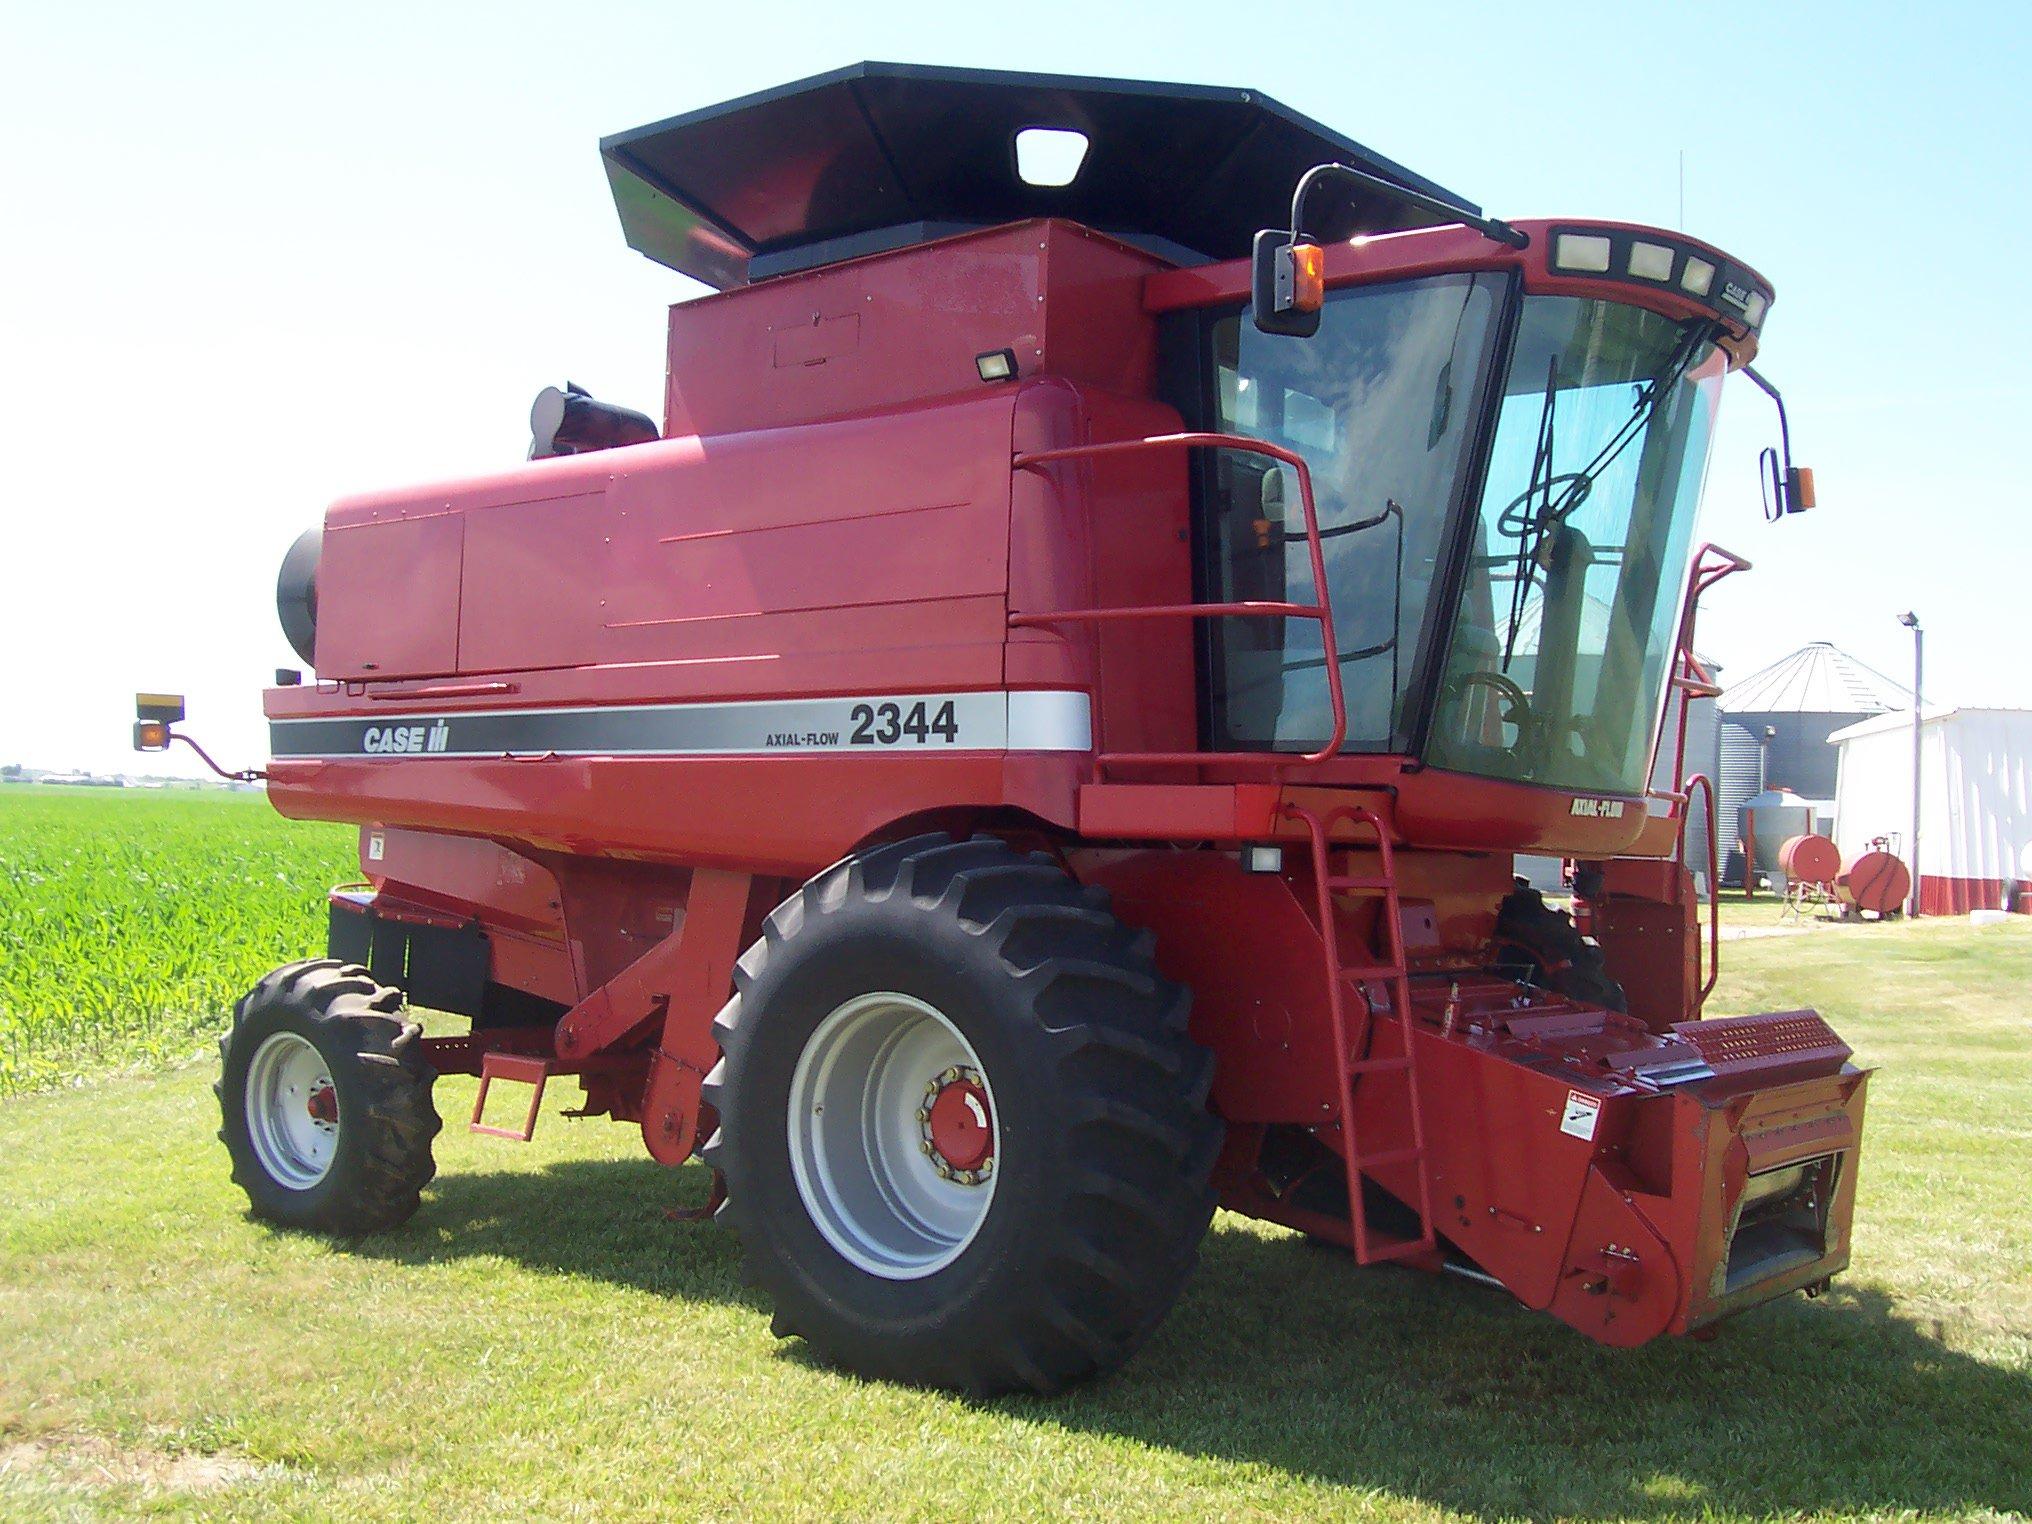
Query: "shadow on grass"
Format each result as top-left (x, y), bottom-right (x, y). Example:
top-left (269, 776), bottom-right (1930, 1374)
top-left (351, 1158), bottom-right (2030, 1520)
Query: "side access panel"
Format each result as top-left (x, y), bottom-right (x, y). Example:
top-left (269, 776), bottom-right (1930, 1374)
top-left (315, 515), bottom-right (464, 679)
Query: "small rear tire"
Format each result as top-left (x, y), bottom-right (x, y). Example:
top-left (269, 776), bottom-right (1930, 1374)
top-left (217, 959), bottom-right (440, 1234)
top-left (704, 833), bottom-right (1221, 1394)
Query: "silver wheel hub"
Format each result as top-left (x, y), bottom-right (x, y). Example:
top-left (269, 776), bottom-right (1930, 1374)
top-left (244, 1031), bottom-right (340, 1190)
top-left (787, 992), bottom-right (1000, 1279)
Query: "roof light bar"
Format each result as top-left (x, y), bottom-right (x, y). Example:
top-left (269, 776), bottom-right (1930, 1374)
top-left (1548, 226), bottom-right (1773, 334)
top-left (1628, 240), bottom-right (1675, 281)
top-left (1553, 233), bottom-right (1611, 272)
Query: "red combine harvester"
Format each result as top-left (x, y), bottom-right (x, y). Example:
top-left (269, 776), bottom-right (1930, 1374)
top-left (143, 64), bottom-right (1864, 1392)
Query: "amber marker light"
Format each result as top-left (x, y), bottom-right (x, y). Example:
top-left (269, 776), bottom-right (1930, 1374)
top-left (1289, 242), bottom-right (1326, 312)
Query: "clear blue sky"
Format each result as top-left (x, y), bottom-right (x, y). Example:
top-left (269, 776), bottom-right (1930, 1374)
top-left (3, 0), bottom-right (2024, 775)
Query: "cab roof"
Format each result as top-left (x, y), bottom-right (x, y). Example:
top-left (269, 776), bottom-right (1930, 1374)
top-left (601, 61), bottom-right (1480, 290)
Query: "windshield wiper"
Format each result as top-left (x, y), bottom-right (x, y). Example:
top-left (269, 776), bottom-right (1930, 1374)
top-left (1496, 317), bottom-right (1722, 667)
top-left (1502, 352), bottom-right (1563, 663)
top-left (1548, 317), bottom-right (1721, 529)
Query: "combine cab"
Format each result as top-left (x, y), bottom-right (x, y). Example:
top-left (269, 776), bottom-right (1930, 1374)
top-left (170, 63), bottom-right (1862, 1390)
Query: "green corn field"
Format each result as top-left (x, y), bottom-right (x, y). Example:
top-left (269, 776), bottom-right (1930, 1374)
top-left (0, 785), bottom-right (352, 1094)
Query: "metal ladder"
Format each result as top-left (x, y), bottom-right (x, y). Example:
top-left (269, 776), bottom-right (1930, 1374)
top-left (1284, 802), bottom-right (1437, 1265)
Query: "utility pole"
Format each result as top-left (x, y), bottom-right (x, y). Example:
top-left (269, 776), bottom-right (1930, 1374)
top-left (1898, 612), bottom-right (1923, 917)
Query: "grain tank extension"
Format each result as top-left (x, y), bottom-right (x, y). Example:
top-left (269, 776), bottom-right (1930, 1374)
top-left (158, 64), bottom-right (1862, 1392)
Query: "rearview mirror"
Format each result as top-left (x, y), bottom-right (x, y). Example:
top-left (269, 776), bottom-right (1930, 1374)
top-left (1742, 366), bottom-right (1815, 518)
top-left (1761, 449), bottom-right (1816, 516)
top-left (1251, 230), bottom-right (1324, 338)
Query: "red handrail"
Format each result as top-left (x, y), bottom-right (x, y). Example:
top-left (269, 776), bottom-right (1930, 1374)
top-left (1648, 542), bottom-right (1751, 811)
top-left (1011, 432), bottom-right (1348, 772)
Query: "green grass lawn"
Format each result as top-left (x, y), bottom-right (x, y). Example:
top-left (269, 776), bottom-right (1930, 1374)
top-left (1, 791), bottom-right (2027, 1520)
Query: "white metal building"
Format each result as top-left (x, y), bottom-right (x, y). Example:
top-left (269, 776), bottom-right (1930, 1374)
top-left (1828, 706), bottom-right (2032, 915)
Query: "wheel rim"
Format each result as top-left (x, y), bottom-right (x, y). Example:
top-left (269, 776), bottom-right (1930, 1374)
top-left (787, 992), bottom-right (999, 1280)
top-left (244, 1032), bottom-right (340, 1190)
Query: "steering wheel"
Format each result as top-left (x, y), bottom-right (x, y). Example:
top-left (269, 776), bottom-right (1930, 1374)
top-left (1446, 669), bottom-right (1534, 747)
top-left (1495, 472), bottom-right (1594, 537)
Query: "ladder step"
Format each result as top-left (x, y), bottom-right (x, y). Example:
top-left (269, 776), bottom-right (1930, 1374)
top-left (1358, 1232), bottom-right (1437, 1265)
top-left (1326, 875), bottom-right (1395, 891)
top-left (1349, 1055), bottom-right (1413, 1075)
top-left (1351, 1146), bottom-right (1424, 1170)
top-left (470, 1052), bottom-right (550, 1143)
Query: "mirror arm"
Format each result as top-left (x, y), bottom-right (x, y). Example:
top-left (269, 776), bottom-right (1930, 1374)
top-left (1288, 162), bottom-right (1530, 251)
top-left (1741, 365), bottom-right (1792, 470)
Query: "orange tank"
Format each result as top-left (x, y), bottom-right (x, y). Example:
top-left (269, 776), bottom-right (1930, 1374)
top-left (1836, 850), bottom-right (1911, 916)
top-left (1779, 833), bottom-right (1842, 885)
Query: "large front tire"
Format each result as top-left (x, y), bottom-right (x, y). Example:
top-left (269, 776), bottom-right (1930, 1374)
top-left (217, 960), bottom-right (440, 1234)
top-left (703, 834), bottom-right (1220, 1394)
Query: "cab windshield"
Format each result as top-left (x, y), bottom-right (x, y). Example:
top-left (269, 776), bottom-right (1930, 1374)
top-left (1425, 297), bottom-right (1724, 793)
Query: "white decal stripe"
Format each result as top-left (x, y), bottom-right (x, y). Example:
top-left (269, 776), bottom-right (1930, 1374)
top-left (1007, 690), bottom-right (1092, 752)
top-left (268, 690), bottom-right (1094, 759)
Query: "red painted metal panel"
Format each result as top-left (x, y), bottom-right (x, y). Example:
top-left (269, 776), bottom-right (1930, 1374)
top-left (268, 750), bottom-right (1085, 879)
top-left (454, 396), bottom-right (1015, 677)
top-left (1671, 1011), bottom-right (1850, 1082)
top-left (665, 225), bottom-right (1042, 437)
top-left (268, 633), bottom-right (1008, 715)
top-left (1077, 783), bottom-right (1279, 840)
top-left (1038, 225), bottom-right (1164, 398)
top-left (316, 515), bottom-right (463, 679)
top-left (664, 221), bottom-right (1168, 439)
top-left (360, 826), bottom-right (562, 936)
top-left (1007, 379), bottom-right (1098, 695)
top-left (1089, 849), bottom-right (1344, 1123)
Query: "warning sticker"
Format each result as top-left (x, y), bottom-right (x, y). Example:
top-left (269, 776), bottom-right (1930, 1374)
top-left (1559, 1090), bottom-right (1603, 1142)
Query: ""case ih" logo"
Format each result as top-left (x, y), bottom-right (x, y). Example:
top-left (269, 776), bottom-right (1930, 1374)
top-left (362, 722), bottom-right (450, 755)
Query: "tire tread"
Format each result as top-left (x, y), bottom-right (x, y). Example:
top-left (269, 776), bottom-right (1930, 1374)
top-left (219, 962), bottom-right (440, 1236)
top-left (706, 833), bottom-right (1219, 1395)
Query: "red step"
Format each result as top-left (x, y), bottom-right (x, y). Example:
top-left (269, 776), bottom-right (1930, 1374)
top-left (1358, 1233), bottom-right (1436, 1265)
top-left (470, 1051), bottom-right (550, 1142)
